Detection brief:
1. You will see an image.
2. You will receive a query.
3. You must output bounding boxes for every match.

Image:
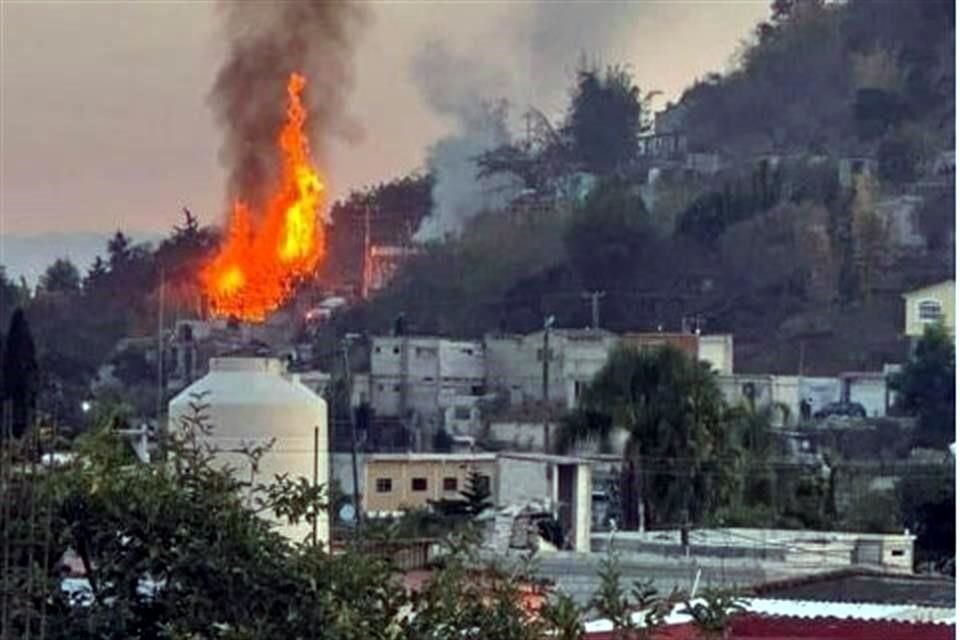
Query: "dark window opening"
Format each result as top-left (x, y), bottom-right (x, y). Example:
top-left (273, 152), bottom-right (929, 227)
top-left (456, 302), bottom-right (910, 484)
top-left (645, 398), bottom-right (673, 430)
top-left (411, 477), bottom-right (428, 492)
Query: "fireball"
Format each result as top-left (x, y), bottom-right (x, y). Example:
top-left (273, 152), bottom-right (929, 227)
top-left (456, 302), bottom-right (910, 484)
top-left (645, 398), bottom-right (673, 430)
top-left (202, 72), bottom-right (325, 322)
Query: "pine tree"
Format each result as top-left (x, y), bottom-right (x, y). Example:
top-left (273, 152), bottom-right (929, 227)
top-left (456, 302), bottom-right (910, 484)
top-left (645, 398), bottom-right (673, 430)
top-left (3, 309), bottom-right (38, 439)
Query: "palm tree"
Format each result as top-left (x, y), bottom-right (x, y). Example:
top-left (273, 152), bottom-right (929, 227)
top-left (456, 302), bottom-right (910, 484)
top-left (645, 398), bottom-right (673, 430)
top-left (557, 345), bottom-right (738, 529)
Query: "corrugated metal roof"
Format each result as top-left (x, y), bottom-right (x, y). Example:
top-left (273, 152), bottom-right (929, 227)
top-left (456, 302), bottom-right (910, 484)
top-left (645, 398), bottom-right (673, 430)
top-left (583, 597), bottom-right (955, 633)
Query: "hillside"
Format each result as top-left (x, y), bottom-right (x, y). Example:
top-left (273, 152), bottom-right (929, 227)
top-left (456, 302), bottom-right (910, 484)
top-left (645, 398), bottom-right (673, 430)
top-left (318, 0), bottom-right (954, 376)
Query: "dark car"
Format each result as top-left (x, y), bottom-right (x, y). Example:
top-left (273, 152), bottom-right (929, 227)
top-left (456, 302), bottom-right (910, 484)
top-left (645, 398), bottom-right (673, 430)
top-left (814, 401), bottom-right (867, 419)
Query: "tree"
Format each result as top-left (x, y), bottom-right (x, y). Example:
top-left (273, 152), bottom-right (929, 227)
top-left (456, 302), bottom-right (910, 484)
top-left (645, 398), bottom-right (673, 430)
top-left (890, 323), bottom-right (955, 448)
top-left (559, 346), bottom-right (739, 529)
top-left (3, 309), bottom-right (38, 439)
top-left (430, 468), bottom-right (493, 518)
top-left (566, 64), bottom-right (646, 175)
top-left (38, 258), bottom-right (81, 296)
top-left (564, 177), bottom-right (654, 290)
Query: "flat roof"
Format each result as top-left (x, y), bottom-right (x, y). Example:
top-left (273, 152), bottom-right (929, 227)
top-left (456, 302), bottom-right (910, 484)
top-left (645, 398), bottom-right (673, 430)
top-left (367, 453), bottom-right (497, 463)
top-left (754, 569), bottom-right (956, 608)
top-left (497, 452), bottom-right (591, 465)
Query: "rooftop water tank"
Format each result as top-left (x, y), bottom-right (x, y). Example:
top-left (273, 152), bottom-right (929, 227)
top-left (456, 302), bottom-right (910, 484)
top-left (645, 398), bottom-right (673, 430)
top-left (167, 357), bottom-right (328, 545)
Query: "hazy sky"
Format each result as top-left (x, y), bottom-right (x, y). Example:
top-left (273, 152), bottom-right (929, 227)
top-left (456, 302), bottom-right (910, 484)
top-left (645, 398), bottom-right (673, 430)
top-left (1, 1), bottom-right (768, 237)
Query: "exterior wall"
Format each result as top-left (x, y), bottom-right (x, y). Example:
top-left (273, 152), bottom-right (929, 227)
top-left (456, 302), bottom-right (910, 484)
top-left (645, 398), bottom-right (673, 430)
top-left (798, 377), bottom-right (841, 416)
top-left (363, 454), bottom-right (497, 513)
top-left (903, 281), bottom-right (955, 337)
top-left (842, 375), bottom-right (889, 417)
top-left (496, 456), bottom-right (553, 507)
top-left (697, 335), bottom-right (734, 374)
top-left (485, 330), bottom-right (617, 410)
top-left (370, 337), bottom-right (485, 426)
top-left (621, 333), bottom-right (698, 359)
top-left (488, 421), bottom-right (555, 450)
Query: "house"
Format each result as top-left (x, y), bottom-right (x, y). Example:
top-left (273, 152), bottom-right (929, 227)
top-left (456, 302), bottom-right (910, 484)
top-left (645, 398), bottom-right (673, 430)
top-left (362, 451), bottom-right (593, 552)
top-left (362, 452), bottom-right (497, 515)
top-left (484, 329), bottom-right (619, 410)
top-left (621, 332), bottom-right (734, 374)
top-left (902, 280), bottom-right (954, 339)
top-left (370, 336), bottom-right (486, 437)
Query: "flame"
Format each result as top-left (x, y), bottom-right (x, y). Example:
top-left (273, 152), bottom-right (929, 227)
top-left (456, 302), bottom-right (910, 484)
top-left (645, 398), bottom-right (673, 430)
top-left (202, 72), bottom-right (325, 322)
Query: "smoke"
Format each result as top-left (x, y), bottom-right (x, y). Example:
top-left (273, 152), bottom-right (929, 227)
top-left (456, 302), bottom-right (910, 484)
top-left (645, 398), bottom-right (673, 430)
top-left (412, 41), bottom-right (521, 241)
top-left (210, 0), bottom-right (368, 212)
top-left (411, 2), bottom-right (652, 241)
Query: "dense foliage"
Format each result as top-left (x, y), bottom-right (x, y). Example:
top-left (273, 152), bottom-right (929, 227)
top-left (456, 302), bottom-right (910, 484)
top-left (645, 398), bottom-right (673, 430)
top-left (891, 323), bottom-right (956, 449)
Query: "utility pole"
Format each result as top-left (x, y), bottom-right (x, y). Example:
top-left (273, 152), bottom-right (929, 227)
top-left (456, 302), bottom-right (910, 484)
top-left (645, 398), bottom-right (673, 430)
top-left (342, 334), bottom-right (362, 530)
top-left (155, 267), bottom-right (165, 442)
top-left (542, 315), bottom-right (555, 453)
top-left (581, 290), bottom-right (606, 330)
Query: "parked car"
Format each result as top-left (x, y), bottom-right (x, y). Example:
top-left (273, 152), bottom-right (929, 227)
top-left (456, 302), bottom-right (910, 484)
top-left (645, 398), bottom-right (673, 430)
top-left (814, 401), bottom-right (867, 419)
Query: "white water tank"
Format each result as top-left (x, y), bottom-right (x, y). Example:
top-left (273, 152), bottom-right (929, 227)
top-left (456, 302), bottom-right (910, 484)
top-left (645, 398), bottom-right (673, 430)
top-left (168, 357), bottom-right (328, 545)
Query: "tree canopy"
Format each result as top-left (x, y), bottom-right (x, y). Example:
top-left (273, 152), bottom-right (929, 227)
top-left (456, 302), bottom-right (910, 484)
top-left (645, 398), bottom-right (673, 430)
top-left (559, 345), bottom-right (740, 528)
top-left (566, 64), bottom-right (646, 175)
top-left (891, 323), bottom-right (956, 449)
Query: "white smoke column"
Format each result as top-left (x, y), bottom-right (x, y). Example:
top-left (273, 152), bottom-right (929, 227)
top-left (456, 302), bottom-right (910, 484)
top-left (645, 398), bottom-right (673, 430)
top-left (412, 41), bottom-right (521, 241)
top-left (410, 2), bottom-right (652, 240)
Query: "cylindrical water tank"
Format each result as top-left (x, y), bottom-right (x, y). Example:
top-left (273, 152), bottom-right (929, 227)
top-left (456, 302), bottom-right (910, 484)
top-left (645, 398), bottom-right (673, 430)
top-left (168, 357), bottom-right (328, 545)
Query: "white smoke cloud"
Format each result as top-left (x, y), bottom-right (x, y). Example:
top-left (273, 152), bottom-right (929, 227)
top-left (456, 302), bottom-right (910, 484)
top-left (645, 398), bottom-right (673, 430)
top-left (410, 2), bottom-right (653, 240)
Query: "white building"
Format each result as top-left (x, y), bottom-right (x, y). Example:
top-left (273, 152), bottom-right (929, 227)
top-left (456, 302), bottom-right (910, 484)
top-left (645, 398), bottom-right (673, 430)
top-left (370, 336), bottom-right (486, 435)
top-left (485, 329), bottom-right (620, 410)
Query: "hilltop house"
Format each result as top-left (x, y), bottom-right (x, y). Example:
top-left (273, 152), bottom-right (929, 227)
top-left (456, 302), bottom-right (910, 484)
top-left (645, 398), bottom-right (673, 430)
top-left (902, 280), bottom-right (954, 340)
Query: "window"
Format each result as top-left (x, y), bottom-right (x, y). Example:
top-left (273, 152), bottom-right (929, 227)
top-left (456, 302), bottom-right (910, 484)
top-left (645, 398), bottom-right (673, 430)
top-left (411, 477), bottom-right (427, 492)
top-left (454, 406), bottom-right (471, 420)
top-left (891, 549), bottom-right (905, 557)
top-left (918, 300), bottom-right (943, 323)
top-left (374, 346), bottom-right (382, 353)
top-left (470, 385), bottom-right (485, 396)
top-left (375, 478), bottom-right (392, 493)
top-left (443, 477), bottom-right (458, 492)
top-left (393, 384), bottom-right (401, 392)
top-left (393, 346), bottom-right (400, 354)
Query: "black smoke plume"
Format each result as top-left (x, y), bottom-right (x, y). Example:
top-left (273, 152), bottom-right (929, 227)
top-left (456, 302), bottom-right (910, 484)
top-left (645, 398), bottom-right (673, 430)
top-left (210, 0), bottom-right (368, 212)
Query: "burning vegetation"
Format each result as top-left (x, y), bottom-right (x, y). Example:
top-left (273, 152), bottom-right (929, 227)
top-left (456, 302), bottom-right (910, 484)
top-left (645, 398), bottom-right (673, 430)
top-left (202, 73), bottom-right (325, 322)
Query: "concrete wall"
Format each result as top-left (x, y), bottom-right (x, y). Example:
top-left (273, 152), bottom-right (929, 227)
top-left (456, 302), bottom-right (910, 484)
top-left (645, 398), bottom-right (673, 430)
top-left (798, 377), bottom-right (841, 416)
top-left (698, 334), bottom-right (734, 374)
top-left (485, 330), bottom-right (617, 410)
top-left (370, 337), bottom-right (485, 423)
top-left (842, 376), bottom-right (889, 417)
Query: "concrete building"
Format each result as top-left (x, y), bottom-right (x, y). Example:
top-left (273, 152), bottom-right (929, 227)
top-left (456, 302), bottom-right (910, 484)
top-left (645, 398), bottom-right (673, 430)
top-left (362, 451), bottom-right (593, 552)
top-left (370, 336), bottom-right (485, 437)
top-left (485, 329), bottom-right (619, 410)
top-left (363, 452), bottom-right (497, 514)
top-left (621, 332), bottom-right (734, 374)
top-left (167, 357), bottom-right (329, 545)
top-left (902, 280), bottom-right (954, 339)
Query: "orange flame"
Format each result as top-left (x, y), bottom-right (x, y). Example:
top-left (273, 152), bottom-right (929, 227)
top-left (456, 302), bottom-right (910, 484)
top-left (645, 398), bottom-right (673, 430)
top-left (201, 72), bottom-right (325, 322)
